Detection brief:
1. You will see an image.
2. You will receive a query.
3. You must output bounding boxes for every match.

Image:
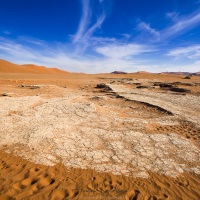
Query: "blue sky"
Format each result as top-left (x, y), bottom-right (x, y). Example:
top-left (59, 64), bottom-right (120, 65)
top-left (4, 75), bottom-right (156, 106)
top-left (0, 0), bottom-right (200, 73)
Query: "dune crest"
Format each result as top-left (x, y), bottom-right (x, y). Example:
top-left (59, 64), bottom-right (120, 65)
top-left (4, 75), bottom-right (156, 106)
top-left (0, 59), bottom-right (68, 74)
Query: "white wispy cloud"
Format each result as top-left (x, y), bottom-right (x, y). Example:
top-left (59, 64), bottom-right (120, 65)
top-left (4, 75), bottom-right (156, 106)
top-left (136, 9), bottom-right (200, 42)
top-left (73, 0), bottom-right (91, 43)
top-left (17, 36), bottom-right (46, 46)
top-left (162, 9), bottom-right (200, 38)
top-left (82, 13), bottom-right (106, 43)
top-left (137, 21), bottom-right (160, 39)
top-left (166, 12), bottom-right (179, 22)
top-left (167, 45), bottom-right (200, 59)
top-left (0, 37), bottom-right (159, 73)
top-left (0, 37), bottom-right (77, 68)
top-left (119, 33), bottom-right (131, 40)
top-left (0, 38), bottom-right (42, 61)
top-left (73, 0), bottom-right (106, 47)
top-left (95, 43), bottom-right (155, 59)
top-left (1, 36), bottom-right (200, 73)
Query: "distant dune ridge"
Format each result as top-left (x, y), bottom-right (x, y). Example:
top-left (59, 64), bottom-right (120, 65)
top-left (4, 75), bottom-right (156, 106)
top-left (0, 59), bottom-right (68, 74)
top-left (111, 71), bottom-right (127, 74)
top-left (193, 72), bottom-right (200, 75)
top-left (137, 71), bottom-right (151, 74)
top-left (162, 72), bottom-right (200, 76)
top-left (111, 70), bottom-right (200, 75)
top-left (0, 59), bottom-right (200, 75)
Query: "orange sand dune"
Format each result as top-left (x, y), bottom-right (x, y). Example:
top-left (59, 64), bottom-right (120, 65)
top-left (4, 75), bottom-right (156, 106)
top-left (0, 59), bottom-right (68, 74)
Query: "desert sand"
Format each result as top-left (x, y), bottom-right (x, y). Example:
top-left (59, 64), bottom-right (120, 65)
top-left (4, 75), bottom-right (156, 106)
top-left (0, 62), bottom-right (200, 200)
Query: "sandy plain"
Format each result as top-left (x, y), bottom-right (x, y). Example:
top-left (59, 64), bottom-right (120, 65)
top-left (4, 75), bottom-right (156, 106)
top-left (0, 71), bottom-right (200, 200)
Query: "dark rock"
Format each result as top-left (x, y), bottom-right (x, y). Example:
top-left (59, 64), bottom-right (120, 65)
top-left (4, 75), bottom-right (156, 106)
top-left (2, 93), bottom-right (9, 96)
top-left (111, 71), bottom-right (127, 74)
top-left (96, 84), bottom-right (107, 88)
top-left (115, 95), bottom-right (124, 98)
top-left (183, 76), bottom-right (191, 79)
top-left (96, 84), bottom-right (112, 91)
top-left (30, 86), bottom-right (41, 89)
top-left (2, 93), bottom-right (13, 97)
top-left (159, 83), bottom-right (173, 88)
top-left (136, 86), bottom-right (149, 89)
top-left (153, 82), bottom-right (162, 86)
top-left (170, 87), bottom-right (190, 93)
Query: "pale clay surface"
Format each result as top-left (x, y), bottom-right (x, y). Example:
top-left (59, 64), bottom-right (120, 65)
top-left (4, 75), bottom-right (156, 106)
top-left (0, 85), bottom-right (199, 178)
top-left (109, 84), bottom-right (200, 126)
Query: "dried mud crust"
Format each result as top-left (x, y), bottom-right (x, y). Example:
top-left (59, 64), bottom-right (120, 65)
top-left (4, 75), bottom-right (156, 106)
top-left (146, 121), bottom-right (200, 145)
top-left (0, 152), bottom-right (200, 200)
top-left (108, 84), bottom-right (200, 126)
top-left (0, 86), bottom-right (200, 179)
top-left (91, 94), bottom-right (171, 119)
